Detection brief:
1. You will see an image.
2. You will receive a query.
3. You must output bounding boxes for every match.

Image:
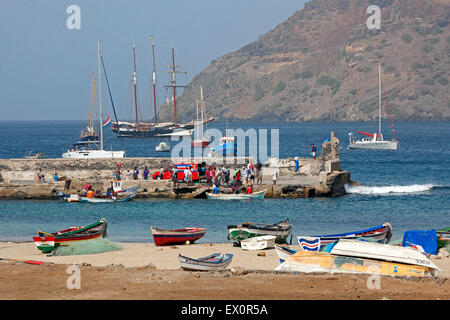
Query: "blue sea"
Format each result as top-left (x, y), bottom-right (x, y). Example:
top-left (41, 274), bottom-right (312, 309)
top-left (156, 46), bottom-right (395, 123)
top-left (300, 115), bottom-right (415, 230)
top-left (0, 121), bottom-right (449, 244)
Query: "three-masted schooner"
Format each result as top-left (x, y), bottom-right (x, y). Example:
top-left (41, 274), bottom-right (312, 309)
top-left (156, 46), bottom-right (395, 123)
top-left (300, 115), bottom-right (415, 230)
top-left (111, 39), bottom-right (214, 138)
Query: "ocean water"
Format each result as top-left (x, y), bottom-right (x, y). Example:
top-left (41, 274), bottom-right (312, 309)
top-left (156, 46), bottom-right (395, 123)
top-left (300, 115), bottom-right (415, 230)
top-left (0, 120), bottom-right (449, 243)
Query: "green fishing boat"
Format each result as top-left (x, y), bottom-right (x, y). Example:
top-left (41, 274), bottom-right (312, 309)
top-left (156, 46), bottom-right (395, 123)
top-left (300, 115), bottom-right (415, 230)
top-left (437, 228), bottom-right (450, 250)
top-left (227, 218), bottom-right (292, 246)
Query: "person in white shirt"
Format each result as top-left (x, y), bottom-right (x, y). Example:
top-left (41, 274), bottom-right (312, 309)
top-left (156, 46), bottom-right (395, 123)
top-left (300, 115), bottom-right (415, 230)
top-left (272, 167), bottom-right (279, 185)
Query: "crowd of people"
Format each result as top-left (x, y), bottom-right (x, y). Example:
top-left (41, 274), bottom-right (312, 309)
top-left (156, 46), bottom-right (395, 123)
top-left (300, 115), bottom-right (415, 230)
top-left (110, 161), bottom-right (266, 195)
top-left (207, 161), bottom-right (264, 195)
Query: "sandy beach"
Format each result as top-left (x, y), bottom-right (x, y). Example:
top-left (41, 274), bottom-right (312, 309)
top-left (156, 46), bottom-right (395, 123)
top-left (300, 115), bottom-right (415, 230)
top-left (1, 241), bottom-right (450, 300)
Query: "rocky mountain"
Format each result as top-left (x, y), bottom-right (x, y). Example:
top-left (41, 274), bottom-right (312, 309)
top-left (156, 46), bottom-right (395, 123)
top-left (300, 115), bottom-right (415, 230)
top-left (159, 0), bottom-right (450, 122)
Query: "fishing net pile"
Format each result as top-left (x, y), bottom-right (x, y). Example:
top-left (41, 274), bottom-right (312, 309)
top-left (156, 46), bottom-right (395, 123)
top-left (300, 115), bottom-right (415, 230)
top-left (50, 238), bottom-right (122, 256)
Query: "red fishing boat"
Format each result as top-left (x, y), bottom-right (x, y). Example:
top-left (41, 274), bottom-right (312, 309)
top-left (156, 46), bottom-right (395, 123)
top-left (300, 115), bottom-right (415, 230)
top-left (150, 226), bottom-right (206, 246)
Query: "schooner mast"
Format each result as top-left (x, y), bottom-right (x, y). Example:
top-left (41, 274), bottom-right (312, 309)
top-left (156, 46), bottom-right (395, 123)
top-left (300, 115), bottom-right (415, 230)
top-left (149, 36), bottom-right (158, 126)
top-left (164, 44), bottom-right (186, 125)
top-left (132, 43), bottom-right (140, 130)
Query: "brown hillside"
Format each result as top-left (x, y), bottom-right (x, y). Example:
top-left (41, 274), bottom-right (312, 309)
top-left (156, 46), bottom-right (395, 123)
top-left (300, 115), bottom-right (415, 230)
top-left (159, 0), bottom-right (450, 122)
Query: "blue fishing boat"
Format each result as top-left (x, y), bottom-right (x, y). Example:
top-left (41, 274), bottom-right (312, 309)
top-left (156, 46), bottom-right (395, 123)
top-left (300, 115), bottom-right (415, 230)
top-left (296, 222), bottom-right (392, 251)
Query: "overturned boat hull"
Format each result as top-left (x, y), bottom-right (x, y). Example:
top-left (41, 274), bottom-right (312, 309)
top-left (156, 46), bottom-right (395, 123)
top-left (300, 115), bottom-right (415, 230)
top-left (276, 250), bottom-right (437, 277)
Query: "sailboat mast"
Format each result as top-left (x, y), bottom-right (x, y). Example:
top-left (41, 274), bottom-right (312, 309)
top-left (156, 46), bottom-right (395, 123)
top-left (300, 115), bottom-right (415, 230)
top-left (378, 63), bottom-right (382, 137)
top-left (98, 41), bottom-right (104, 150)
top-left (200, 86), bottom-right (204, 127)
top-left (90, 72), bottom-right (96, 132)
top-left (171, 46), bottom-right (177, 124)
top-left (133, 43), bottom-right (140, 129)
top-left (151, 37), bottom-right (158, 126)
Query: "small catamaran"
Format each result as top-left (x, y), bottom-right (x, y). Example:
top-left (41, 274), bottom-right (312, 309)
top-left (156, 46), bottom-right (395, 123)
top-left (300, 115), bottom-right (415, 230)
top-left (348, 63), bottom-right (398, 150)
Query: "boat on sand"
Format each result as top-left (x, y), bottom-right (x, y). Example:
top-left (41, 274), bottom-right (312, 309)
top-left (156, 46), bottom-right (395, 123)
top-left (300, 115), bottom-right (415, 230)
top-left (227, 218), bottom-right (291, 246)
top-left (151, 226), bottom-right (206, 246)
top-left (275, 250), bottom-right (437, 277)
top-left (437, 227), bottom-right (450, 251)
top-left (241, 235), bottom-right (276, 251)
top-left (296, 222), bottom-right (392, 251)
top-left (33, 218), bottom-right (108, 253)
top-left (179, 253), bottom-right (233, 271)
top-left (329, 239), bottom-right (440, 270)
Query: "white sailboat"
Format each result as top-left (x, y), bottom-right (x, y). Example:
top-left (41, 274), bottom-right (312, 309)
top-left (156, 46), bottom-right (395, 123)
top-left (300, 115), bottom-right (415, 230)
top-left (192, 86), bottom-right (210, 148)
top-left (348, 63), bottom-right (398, 150)
top-left (62, 41), bottom-right (125, 159)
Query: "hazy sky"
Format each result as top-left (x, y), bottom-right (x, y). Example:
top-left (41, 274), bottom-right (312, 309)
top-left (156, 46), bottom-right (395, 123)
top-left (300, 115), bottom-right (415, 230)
top-left (0, 0), bottom-right (307, 121)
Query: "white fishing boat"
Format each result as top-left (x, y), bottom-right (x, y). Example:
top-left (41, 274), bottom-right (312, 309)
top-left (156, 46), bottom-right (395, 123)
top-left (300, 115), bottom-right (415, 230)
top-left (155, 140), bottom-right (170, 152)
top-left (240, 235), bottom-right (276, 251)
top-left (62, 41), bottom-right (125, 159)
top-left (274, 244), bottom-right (297, 263)
top-left (329, 239), bottom-right (439, 270)
top-left (348, 63), bottom-right (398, 150)
top-left (179, 253), bottom-right (233, 271)
top-left (206, 189), bottom-right (266, 200)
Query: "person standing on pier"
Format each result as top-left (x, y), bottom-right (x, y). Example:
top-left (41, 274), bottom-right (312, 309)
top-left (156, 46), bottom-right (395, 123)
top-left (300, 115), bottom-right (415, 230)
top-left (133, 167), bottom-right (139, 180)
top-left (272, 166), bottom-right (279, 185)
top-left (310, 143), bottom-right (317, 159)
top-left (171, 167), bottom-right (178, 188)
top-left (143, 167), bottom-right (149, 180)
top-left (205, 167), bottom-right (212, 187)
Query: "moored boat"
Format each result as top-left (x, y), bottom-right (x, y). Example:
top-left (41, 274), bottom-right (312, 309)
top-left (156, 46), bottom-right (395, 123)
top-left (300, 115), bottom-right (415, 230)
top-left (151, 226), bottom-right (206, 246)
top-left (275, 250), bottom-right (437, 277)
top-left (329, 239), bottom-right (439, 270)
top-left (296, 222), bottom-right (392, 251)
top-left (240, 235), bottom-right (276, 251)
top-left (179, 253), bottom-right (233, 271)
top-left (207, 189), bottom-right (266, 200)
top-left (33, 218), bottom-right (108, 253)
top-left (65, 185), bottom-right (139, 203)
top-left (227, 218), bottom-right (292, 246)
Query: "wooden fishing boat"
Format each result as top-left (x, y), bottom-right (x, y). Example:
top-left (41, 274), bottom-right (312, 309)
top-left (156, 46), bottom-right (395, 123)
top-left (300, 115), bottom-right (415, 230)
top-left (275, 250), bottom-right (437, 277)
top-left (206, 189), bottom-right (266, 200)
top-left (274, 244), bottom-right (297, 263)
top-left (150, 226), bottom-right (206, 246)
top-left (296, 222), bottom-right (392, 251)
top-left (179, 253), bottom-right (233, 271)
top-left (437, 228), bottom-right (450, 250)
top-left (227, 218), bottom-right (291, 246)
top-left (33, 218), bottom-right (108, 253)
top-left (329, 239), bottom-right (439, 270)
top-left (66, 185), bottom-right (139, 203)
top-left (241, 235), bottom-right (276, 251)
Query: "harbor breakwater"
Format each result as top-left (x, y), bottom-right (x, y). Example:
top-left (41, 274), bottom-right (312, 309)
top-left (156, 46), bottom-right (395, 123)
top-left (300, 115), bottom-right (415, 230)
top-left (0, 132), bottom-right (353, 199)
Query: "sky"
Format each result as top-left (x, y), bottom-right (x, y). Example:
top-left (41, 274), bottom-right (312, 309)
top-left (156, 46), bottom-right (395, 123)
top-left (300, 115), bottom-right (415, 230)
top-left (0, 0), bottom-right (307, 121)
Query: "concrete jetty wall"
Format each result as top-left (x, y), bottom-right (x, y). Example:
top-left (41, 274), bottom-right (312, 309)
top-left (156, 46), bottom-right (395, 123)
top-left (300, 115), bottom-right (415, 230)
top-left (0, 132), bottom-right (353, 199)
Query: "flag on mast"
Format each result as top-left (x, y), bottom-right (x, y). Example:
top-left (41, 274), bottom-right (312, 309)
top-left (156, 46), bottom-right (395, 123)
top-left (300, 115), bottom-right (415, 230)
top-left (103, 115), bottom-right (111, 127)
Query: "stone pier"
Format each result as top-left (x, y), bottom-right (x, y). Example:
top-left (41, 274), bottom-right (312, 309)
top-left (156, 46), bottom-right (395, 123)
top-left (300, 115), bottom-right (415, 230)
top-left (0, 132), bottom-right (354, 199)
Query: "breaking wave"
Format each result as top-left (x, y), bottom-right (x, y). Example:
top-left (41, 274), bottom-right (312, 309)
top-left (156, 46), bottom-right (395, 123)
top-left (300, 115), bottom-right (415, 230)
top-left (345, 184), bottom-right (436, 195)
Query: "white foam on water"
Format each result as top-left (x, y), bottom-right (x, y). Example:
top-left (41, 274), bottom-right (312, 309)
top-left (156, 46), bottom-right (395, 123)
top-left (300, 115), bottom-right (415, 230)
top-left (345, 184), bottom-right (435, 195)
